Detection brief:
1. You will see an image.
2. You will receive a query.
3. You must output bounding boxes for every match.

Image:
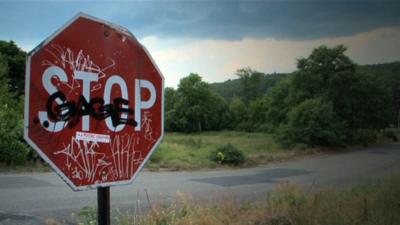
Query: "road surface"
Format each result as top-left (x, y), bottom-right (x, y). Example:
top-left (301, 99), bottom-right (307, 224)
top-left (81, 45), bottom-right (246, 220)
top-left (0, 143), bottom-right (399, 224)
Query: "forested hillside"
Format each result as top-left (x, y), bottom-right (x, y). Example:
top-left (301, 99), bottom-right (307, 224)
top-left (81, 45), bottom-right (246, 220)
top-left (209, 72), bottom-right (289, 102)
top-left (358, 61), bottom-right (400, 78)
top-left (210, 62), bottom-right (400, 103)
top-left (0, 39), bottom-right (399, 165)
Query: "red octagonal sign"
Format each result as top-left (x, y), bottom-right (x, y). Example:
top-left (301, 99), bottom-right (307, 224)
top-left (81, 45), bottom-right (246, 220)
top-left (24, 13), bottom-right (164, 191)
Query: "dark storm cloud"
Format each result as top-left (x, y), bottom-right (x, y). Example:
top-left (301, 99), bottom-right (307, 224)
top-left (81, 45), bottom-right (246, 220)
top-left (0, 0), bottom-right (399, 41)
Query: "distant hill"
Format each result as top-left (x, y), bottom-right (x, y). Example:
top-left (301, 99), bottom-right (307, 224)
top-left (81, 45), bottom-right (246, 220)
top-left (210, 72), bottom-right (290, 101)
top-left (210, 61), bottom-right (400, 102)
top-left (357, 61), bottom-right (400, 80)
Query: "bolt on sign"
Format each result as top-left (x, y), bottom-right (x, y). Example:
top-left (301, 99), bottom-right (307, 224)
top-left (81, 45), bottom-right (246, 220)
top-left (24, 13), bottom-right (164, 191)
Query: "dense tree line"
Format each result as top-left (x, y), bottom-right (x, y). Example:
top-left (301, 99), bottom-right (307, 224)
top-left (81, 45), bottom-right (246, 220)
top-left (165, 74), bottom-right (229, 132)
top-left (0, 41), bottom-right (29, 165)
top-left (0, 41), bottom-right (26, 97)
top-left (209, 70), bottom-right (289, 102)
top-left (166, 45), bottom-right (399, 148)
top-left (0, 40), bottom-right (399, 164)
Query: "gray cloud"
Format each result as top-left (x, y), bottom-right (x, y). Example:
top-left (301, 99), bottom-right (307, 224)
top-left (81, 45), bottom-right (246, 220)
top-left (0, 0), bottom-right (399, 42)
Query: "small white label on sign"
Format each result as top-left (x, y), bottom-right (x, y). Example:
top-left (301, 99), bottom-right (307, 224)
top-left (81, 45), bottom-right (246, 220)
top-left (75, 131), bottom-right (111, 143)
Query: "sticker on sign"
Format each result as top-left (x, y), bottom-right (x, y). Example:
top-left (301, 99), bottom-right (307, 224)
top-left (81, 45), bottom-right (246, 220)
top-left (75, 131), bottom-right (111, 143)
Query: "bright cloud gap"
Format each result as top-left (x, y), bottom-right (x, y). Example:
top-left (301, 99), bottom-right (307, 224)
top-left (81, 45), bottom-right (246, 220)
top-left (140, 26), bottom-right (400, 88)
top-left (17, 26), bottom-right (400, 89)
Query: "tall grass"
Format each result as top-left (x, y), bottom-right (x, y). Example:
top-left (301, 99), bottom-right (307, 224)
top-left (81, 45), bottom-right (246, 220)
top-left (142, 177), bottom-right (400, 225)
top-left (71, 175), bottom-right (400, 225)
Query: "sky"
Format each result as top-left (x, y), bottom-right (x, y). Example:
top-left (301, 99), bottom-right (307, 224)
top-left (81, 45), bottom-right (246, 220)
top-left (1, 0), bottom-right (400, 87)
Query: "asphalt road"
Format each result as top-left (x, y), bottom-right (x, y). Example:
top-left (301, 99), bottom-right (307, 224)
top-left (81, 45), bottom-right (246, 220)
top-left (0, 143), bottom-right (399, 224)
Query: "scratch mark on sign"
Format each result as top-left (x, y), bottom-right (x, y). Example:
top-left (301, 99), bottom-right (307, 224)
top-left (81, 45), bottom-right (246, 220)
top-left (142, 111), bottom-right (155, 144)
top-left (42, 44), bottom-right (115, 95)
top-left (54, 137), bottom-right (111, 182)
top-left (109, 134), bottom-right (143, 179)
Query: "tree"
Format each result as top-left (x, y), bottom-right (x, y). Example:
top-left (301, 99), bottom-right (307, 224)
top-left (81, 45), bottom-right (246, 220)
top-left (248, 97), bottom-right (269, 131)
top-left (297, 45), bottom-right (391, 131)
top-left (209, 72), bottom-right (289, 103)
top-left (342, 73), bottom-right (391, 130)
top-left (356, 62), bottom-right (400, 128)
top-left (0, 40), bottom-right (26, 97)
top-left (0, 54), bottom-right (29, 165)
top-left (265, 45), bottom-right (392, 147)
top-left (0, 54), bottom-right (12, 103)
top-left (290, 45), bottom-right (356, 104)
top-left (229, 97), bottom-right (248, 130)
top-left (276, 98), bottom-right (346, 148)
top-left (173, 73), bottom-right (229, 132)
top-left (263, 78), bottom-right (292, 131)
top-left (236, 67), bottom-right (264, 103)
top-left (165, 87), bottom-right (177, 112)
top-left (164, 87), bottom-right (178, 131)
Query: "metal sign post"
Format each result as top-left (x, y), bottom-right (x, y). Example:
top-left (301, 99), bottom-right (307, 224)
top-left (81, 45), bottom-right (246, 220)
top-left (98, 187), bottom-right (110, 225)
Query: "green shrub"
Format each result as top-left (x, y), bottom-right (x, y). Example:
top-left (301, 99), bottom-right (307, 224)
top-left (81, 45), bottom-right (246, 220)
top-left (354, 129), bottom-right (378, 146)
top-left (383, 129), bottom-right (398, 142)
top-left (209, 143), bottom-right (245, 166)
top-left (0, 54), bottom-right (29, 165)
top-left (275, 98), bottom-right (346, 148)
top-left (0, 103), bottom-right (29, 165)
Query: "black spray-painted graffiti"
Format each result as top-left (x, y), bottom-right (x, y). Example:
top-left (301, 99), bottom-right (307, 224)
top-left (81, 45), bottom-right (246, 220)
top-left (34, 91), bottom-right (137, 129)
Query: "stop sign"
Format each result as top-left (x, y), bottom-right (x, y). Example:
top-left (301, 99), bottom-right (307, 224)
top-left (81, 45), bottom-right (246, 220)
top-left (24, 13), bottom-right (164, 191)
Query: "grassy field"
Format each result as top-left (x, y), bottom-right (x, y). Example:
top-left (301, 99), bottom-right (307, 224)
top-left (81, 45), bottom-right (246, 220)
top-left (0, 131), bottom-right (319, 172)
top-left (70, 175), bottom-right (400, 225)
top-left (0, 161), bottom-right (51, 173)
top-left (146, 131), bottom-right (317, 171)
